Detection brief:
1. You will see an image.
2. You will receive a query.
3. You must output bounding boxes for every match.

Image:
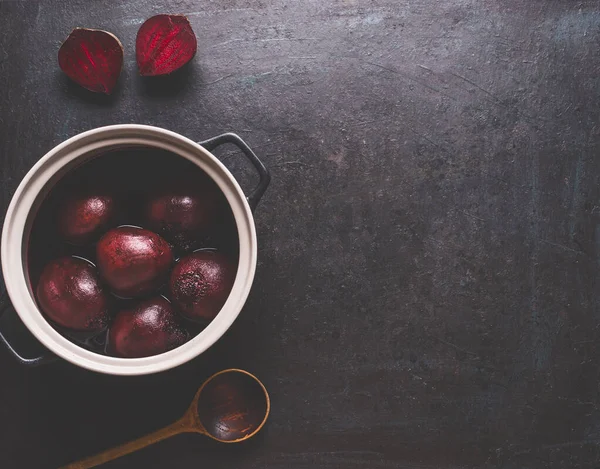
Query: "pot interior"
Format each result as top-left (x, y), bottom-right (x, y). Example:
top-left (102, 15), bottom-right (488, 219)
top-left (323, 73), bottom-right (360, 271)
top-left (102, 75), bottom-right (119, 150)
top-left (24, 145), bottom-right (240, 356)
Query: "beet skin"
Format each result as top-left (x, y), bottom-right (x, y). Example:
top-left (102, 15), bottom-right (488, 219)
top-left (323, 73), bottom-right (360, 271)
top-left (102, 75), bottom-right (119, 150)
top-left (58, 193), bottom-right (115, 245)
top-left (143, 182), bottom-right (220, 252)
top-left (109, 296), bottom-right (189, 358)
top-left (96, 226), bottom-right (173, 298)
top-left (169, 251), bottom-right (236, 321)
top-left (36, 257), bottom-right (109, 332)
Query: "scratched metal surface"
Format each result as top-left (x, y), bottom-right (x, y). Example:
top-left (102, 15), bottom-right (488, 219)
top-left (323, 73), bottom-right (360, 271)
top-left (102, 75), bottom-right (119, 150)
top-left (1, 0), bottom-right (600, 468)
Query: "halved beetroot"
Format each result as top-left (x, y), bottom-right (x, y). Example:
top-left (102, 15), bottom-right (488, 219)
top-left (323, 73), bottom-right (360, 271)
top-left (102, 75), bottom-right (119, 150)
top-left (136, 14), bottom-right (197, 76)
top-left (58, 28), bottom-right (124, 94)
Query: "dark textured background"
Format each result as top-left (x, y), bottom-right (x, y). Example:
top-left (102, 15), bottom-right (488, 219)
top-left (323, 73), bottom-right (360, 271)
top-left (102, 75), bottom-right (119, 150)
top-left (1, 1), bottom-right (600, 468)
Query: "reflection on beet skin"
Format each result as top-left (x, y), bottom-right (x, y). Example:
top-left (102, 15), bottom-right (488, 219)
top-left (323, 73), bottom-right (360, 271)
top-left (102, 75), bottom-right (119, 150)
top-left (169, 251), bottom-right (235, 322)
top-left (96, 226), bottom-right (173, 298)
top-left (108, 296), bottom-right (189, 358)
top-left (36, 257), bottom-right (109, 332)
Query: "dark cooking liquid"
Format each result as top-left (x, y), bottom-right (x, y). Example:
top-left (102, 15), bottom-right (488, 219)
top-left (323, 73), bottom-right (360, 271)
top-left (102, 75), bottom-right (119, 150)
top-left (27, 147), bottom-right (239, 355)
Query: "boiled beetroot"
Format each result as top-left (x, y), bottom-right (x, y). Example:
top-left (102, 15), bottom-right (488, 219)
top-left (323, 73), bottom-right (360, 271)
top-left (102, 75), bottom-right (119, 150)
top-left (58, 28), bottom-right (124, 94)
top-left (36, 257), bottom-right (109, 332)
top-left (136, 14), bottom-right (197, 76)
top-left (96, 226), bottom-right (173, 298)
top-left (169, 251), bottom-right (235, 321)
top-left (57, 192), bottom-right (115, 245)
top-left (108, 296), bottom-right (189, 358)
top-left (143, 181), bottom-right (220, 252)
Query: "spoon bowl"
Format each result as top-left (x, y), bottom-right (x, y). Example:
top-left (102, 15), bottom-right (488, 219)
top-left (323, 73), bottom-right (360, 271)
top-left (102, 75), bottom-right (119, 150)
top-left (196, 369), bottom-right (270, 442)
top-left (62, 369), bottom-right (270, 469)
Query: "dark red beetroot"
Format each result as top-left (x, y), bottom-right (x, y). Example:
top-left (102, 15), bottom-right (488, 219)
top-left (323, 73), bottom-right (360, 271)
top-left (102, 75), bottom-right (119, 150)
top-left (58, 28), bottom-right (124, 94)
top-left (143, 181), bottom-right (221, 252)
top-left (57, 193), bottom-right (115, 245)
top-left (96, 226), bottom-right (173, 298)
top-left (109, 296), bottom-right (189, 358)
top-left (169, 251), bottom-right (236, 322)
top-left (36, 257), bottom-right (109, 332)
top-left (136, 14), bottom-right (197, 76)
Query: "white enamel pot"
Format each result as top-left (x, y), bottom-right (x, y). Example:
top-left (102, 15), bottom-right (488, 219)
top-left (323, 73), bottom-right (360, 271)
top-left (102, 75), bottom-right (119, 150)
top-left (0, 125), bottom-right (270, 375)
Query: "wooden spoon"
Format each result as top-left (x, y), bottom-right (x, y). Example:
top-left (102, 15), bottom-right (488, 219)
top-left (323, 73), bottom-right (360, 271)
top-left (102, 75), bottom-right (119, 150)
top-left (61, 369), bottom-right (270, 469)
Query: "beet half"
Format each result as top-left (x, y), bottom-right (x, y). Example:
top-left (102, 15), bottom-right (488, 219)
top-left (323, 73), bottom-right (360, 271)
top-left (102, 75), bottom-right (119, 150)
top-left (108, 296), bottom-right (189, 358)
top-left (96, 226), bottom-right (173, 298)
top-left (136, 14), bottom-right (197, 76)
top-left (169, 251), bottom-right (236, 322)
top-left (57, 192), bottom-right (115, 245)
top-left (36, 257), bottom-right (109, 332)
top-left (58, 28), bottom-right (124, 94)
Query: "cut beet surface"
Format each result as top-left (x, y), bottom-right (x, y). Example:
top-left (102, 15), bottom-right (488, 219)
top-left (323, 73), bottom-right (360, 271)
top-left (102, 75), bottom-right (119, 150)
top-left (58, 28), bottom-right (124, 94)
top-left (136, 14), bottom-right (197, 76)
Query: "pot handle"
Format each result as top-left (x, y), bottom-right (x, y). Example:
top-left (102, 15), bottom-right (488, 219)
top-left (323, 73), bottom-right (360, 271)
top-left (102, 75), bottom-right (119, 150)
top-left (199, 133), bottom-right (271, 211)
top-left (0, 271), bottom-right (57, 366)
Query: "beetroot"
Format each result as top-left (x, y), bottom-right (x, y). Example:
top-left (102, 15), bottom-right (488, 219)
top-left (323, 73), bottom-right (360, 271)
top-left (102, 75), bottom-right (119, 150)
top-left (136, 15), bottom-right (197, 76)
top-left (169, 251), bottom-right (236, 321)
top-left (57, 193), bottom-right (115, 245)
top-left (36, 257), bottom-right (109, 332)
top-left (143, 182), bottom-right (220, 252)
top-left (109, 296), bottom-right (188, 358)
top-left (96, 226), bottom-right (173, 298)
top-left (58, 28), bottom-right (124, 94)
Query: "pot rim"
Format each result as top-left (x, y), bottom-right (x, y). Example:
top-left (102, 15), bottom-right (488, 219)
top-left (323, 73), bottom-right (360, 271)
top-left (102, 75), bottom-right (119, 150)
top-left (1, 124), bottom-right (257, 375)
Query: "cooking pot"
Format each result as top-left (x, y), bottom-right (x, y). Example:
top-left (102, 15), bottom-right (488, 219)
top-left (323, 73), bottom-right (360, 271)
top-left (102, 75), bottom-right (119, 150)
top-left (0, 125), bottom-right (270, 375)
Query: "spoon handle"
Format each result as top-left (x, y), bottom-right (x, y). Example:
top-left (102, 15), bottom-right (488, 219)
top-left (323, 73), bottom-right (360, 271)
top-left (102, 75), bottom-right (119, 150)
top-left (59, 418), bottom-right (193, 469)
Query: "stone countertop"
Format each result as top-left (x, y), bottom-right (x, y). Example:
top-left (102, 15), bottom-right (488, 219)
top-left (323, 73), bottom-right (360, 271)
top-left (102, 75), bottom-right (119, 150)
top-left (1, 1), bottom-right (599, 468)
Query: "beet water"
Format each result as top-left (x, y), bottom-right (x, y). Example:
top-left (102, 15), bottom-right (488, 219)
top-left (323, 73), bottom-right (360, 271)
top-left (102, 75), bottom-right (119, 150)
top-left (27, 147), bottom-right (239, 356)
